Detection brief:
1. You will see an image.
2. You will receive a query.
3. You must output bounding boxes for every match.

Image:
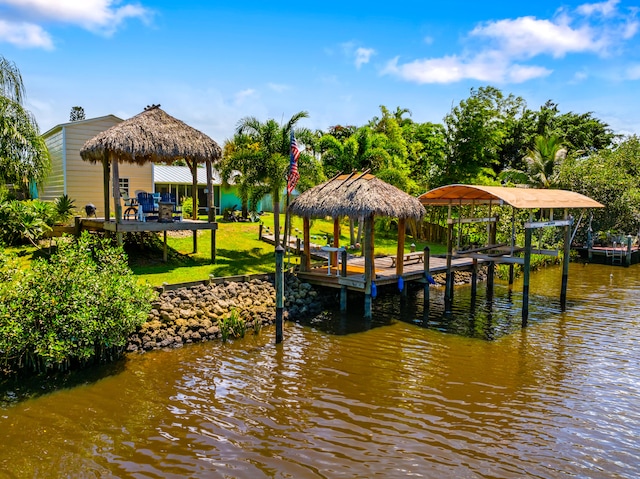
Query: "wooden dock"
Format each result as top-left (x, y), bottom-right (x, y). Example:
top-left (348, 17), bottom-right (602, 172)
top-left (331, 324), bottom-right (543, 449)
top-left (51, 216), bottom-right (218, 262)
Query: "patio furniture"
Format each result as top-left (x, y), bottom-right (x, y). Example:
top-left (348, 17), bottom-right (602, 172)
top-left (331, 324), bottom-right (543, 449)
top-left (137, 192), bottom-right (158, 221)
top-left (120, 188), bottom-right (138, 220)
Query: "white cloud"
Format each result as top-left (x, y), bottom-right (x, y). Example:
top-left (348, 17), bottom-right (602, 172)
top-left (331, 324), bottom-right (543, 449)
top-left (0, 19), bottom-right (52, 49)
top-left (471, 16), bottom-right (602, 58)
top-left (267, 83), bottom-right (290, 93)
top-left (577, 0), bottom-right (619, 17)
top-left (234, 88), bottom-right (257, 104)
top-left (626, 64), bottom-right (640, 80)
top-left (383, 0), bottom-right (637, 85)
top-left (383, 53), bottom-right (550, 84)
top-left (0, 0), bottom-right (151, 48)
top-left (354, 47), bottom-right (375, 69)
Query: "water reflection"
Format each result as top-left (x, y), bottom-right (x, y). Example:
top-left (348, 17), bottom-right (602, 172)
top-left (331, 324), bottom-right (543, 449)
top-left (0, 264), bottom-right (639, 478)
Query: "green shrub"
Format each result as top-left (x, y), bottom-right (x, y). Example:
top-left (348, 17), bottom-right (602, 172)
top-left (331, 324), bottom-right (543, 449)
top-left (0, 199), bottom-right (55, 246)
top-left (181, 196), bottom-right (198, 218)
top-left (0, 232), bottom-right (155, 376)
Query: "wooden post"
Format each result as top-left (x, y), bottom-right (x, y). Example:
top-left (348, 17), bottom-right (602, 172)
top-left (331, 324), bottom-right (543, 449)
top-left (74, 216), bottom-right (81, 237)
top-left (471, 258), bottom-right (478, 299)
top-left (445, 220), bottom-right (454, 315)
top-left (193, 231), bottom-right (197, 254)
top-left (296, 237), bottom-right (301, 256)
top-left (626, 235), bottom-right (632, 267)
top-left (522, 226), bottom-right (532, 327)
top-left (275, 245), bottom-right (284, 343)
top-left (423, 246), bottom-right (430, 319)
top-left (396, 217), bottom-right (406, 276)
top-left (340, 249), bottom-right (348, 311)
top-left (364, 216), bottom-right (374, 319)
top-left (332, 217), bottom-right (340, 267)
top-left (487, 220), bottom-right (496, 297)
top-left (111, 155), bottom-right (121, 223)
top-left (163, 230), bottom-right (168, 262)
top-left (102, 156), bottom-right (110, 222)
top-left (210, 228), bottom-right (216, 264)
top-left (560, 210), bottom-right (571, 311)
top-left (259, 224), bottom-right (263, 240)
top-left (303, 216), bottom-right (311, 272)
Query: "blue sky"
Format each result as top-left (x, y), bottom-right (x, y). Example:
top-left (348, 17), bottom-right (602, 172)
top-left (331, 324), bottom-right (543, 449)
top-left (2, 0), bottom-right (640, 145)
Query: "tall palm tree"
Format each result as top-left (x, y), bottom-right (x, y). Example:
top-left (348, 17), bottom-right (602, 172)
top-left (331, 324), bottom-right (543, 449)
top-left (0, 56), bottom-right (49, 195)
top-left (234, 111), bottom-right (309, 247)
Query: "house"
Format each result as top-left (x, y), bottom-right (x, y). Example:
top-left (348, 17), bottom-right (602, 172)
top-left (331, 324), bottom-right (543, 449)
top-left (41, 114), bottom-right (247, 216)
top-left (41, 115), bottom-right (153, 215)
top-left (154, 165), bottom-right (253, 214)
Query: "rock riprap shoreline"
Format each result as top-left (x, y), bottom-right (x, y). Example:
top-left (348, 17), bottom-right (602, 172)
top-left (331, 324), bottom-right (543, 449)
top-left (127, 275), bottom-right (327, 351)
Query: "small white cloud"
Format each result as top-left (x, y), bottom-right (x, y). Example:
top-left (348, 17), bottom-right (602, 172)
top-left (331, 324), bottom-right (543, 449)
top-left (354, 47), bottom-right (375, 68)
top-left (235, 88), bottom-right (257, 103)
top-left (423, 36), bottom-right (434, 45)
top-left (572, 70), bottom-right (589, 82)
top-left (576, 0), bottom-right (619, 17)
top-left (267, 83), bottom-right (290, 93)
top-left (0, 19), bottom-right (53, 49)
top-left (626, 64), bottom-right (640, 80)
top-left (382, 53), bottom-right (550, 84)
top-left (471, 16), bottom-right (601, 58)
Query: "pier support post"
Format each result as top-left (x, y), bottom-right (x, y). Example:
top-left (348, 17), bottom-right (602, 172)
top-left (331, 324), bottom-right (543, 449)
top-left (340, 249), bottom-right (348, 311)
top-left (275, 245), bottom-right (284, 344)
top-left (364, 216), bottom-right (374, 319)
top-left (560, 210), bottom-right (571, 311)
top-left (471, 258), bottom-right (478, 299)
top-left (626, 235), bottom-right (632, 267)
top-left (487, 220), bottom-right (496, 297)
top-left (522, 227), bottom-right (532, 327)
top-left (445, 220), bottom-right (454, 315)
top-left (423, 246), bottom-right (430, 319)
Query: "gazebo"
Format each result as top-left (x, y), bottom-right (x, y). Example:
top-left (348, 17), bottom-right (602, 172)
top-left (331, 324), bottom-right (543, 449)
top-left (80, 105), bottom-right (222, 260)
top-left (419, 184), bottom-right (604, 324)
top-left (289, 171), bottom-right (425, 317)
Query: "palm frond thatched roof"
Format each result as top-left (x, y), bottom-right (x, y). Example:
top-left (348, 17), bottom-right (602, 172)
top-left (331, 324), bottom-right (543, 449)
top-left (80, 105), bottom-right (222, 165)
top-left (289, 172), bottom-right (425, 220)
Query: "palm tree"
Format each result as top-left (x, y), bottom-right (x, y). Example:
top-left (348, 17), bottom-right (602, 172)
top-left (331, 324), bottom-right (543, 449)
top-left (499, 135), bottom-right (566, 189)
top-left (0, 56), bottom-right (49, 196)
top-left (233, 111), bottom-right (309, 247)
top-left (523, 135), bottom-right (566, 189)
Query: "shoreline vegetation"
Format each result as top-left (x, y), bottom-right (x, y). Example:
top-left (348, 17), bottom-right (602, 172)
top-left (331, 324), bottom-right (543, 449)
top-left (1, 212), bottom-right (559, 379)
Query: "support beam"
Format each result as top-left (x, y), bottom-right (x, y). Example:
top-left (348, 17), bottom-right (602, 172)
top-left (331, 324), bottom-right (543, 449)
top-left (275, 245), bottom-right (284, 343)
top-left (396, 217), bottom-right (406, 276)
top-left (560, 209), bottom-right (571, 310)
top-left (332, 217), bottom-right (340, 267)
top-left (364, 216), bottom-right (374, 319)
top-left (102, 155), bottom-right (110, 222)
top-left (445, 220), bottom-right (454, 314)
top-left (303, 217), bottom-right (311, 271)
top-left (340, 249), bottom-right (348, 311)
top-left (423, 246), bottom-right (430, 319)
top-left (522, 227), bottom-right (532, 327)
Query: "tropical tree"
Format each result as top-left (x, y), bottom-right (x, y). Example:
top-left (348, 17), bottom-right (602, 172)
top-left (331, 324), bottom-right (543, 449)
top-left (0, 56), bottom-right (49, 196)
top-left (232, 111), bottom-right (312, 247)
top-left (500, 135), bottom-right (566, 189)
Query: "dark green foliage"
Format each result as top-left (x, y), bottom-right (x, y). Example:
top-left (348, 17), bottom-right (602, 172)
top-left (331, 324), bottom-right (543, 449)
top-left (0, 232), bottom-right (155, 376)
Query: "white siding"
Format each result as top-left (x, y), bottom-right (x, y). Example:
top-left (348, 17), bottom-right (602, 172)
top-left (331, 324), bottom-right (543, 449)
top-left (40, 128), bottom-right (65, 201)
top-left (41, 115), bottom-right (153, 217)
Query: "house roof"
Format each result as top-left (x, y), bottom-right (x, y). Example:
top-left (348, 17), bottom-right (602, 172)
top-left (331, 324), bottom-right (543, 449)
top-left (289, 172), bottom-right (425, 220)
top-left (419, 184), bottom-right (604, 209)
top-left (154, 165), bottom-right (223, 185)
top-left (41, 114), bottom-right (123, 138)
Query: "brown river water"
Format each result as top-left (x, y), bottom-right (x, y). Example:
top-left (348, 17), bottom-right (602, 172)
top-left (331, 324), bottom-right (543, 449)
top-left (1, 263), bottom-right (639, 478)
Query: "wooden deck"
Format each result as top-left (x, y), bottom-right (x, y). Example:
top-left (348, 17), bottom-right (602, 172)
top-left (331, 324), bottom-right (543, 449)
top-left (297, 253), bottom-right (490, 291)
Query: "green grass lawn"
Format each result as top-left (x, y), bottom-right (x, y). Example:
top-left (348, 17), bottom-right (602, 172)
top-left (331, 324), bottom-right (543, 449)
top-left (6, 213), bottom-right (446, 287)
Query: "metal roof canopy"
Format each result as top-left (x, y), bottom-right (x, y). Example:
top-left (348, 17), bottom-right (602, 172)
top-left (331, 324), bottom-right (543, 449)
top-left (419, 184), bottom-right (604, 209)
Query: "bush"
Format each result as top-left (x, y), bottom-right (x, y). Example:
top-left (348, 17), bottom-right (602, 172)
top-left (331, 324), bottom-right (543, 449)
top-left (0, 232), bottom-right (155, 376)
top-left (181, 196), bottom-right (198, 218)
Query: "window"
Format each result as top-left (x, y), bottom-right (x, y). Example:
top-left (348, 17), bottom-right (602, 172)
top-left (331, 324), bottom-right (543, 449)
top-left (119, 178), bottom-right (130, 195)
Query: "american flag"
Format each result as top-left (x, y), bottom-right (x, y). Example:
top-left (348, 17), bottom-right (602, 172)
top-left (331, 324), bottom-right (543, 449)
top-left (287, 130), bottom-right (300, 194)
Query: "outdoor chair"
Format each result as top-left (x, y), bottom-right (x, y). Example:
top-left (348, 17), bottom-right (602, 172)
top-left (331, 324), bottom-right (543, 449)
top-left (120, 188), bottom-right (138, 220)
top-left (137, 192), bottom-right (158, 221)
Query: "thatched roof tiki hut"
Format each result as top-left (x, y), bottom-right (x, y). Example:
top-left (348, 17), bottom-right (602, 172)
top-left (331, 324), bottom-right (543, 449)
top-left (80, 105), bottom-right (222, 258)
top-left (289, 172), bottom-right (425, 318)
